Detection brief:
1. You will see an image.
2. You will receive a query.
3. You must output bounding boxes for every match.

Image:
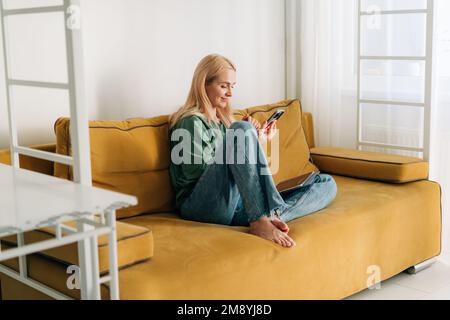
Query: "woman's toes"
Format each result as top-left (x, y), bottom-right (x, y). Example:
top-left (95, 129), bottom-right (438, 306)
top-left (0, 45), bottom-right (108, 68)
top-left (288, 238), bottom-right (296, 247)
top-left (250, 218), bottom-right (295, 248)
top-left (282, 234), bottom-right (295, 247)
top-left (273, 232), bottom-right (284, 246)
top-left (274, 237), bottom-right (283, 247)
top-left (274, 231), bottom-right (293, 248)
top-left (279, 237), bottom-right (288, 247)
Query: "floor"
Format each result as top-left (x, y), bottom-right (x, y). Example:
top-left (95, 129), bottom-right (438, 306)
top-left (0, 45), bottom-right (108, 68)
top-left (347, 252), bottom-right (450, 300)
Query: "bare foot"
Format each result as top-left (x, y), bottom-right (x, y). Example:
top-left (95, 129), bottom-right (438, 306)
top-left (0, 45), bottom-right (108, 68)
top-left (249, 217), bottom-right (296, 248)
top-left (270, 217), bottom-right (289, 233)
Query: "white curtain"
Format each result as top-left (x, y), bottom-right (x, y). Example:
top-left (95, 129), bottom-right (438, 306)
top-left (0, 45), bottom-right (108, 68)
top-left (299, 0), bottom-right (358, 149)
top-left (299, 0), bottom-right (450, 256)
top-left (431, 0), bottom-right (450, 258)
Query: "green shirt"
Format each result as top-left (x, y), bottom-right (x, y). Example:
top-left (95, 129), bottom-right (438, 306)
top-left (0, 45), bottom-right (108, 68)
top-left (169, 114), bottom-right (226, 208)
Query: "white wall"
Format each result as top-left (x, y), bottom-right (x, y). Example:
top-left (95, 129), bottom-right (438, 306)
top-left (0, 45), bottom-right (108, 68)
top-left (0, 0), bottom-right (286, 149)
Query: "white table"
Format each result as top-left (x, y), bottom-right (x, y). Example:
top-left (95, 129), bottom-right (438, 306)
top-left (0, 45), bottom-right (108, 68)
top-left (0, 163), bottom-right (137, 300)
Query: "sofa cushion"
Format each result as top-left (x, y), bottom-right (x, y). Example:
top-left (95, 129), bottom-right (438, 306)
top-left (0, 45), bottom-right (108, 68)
top-left (234, 99), bottom-right (318, 184)
top-left (311, 147), bottom-right (429, 183)
top-left (54, 116), bottom-right (175, 219)
top-left (0, 220), bottom-right (153, 274)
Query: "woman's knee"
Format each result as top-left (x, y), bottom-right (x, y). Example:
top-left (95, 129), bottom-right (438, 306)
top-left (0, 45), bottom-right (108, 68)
top-left (230, 121), bottom-right (254, 131)
top-left (312, 174), bottom-right (337, 200)
top-left (316, 174), bottom-right (332, 183)
top-left (226, 121), bottom-right (260, 162)
top-left (321, 174), bottom-right (337, 201)
top-left (228, 121), bottom-right (259, 146)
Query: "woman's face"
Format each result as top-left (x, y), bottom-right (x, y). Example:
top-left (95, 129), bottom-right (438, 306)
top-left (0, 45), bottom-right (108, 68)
top-left (205, 68), bottom-right (236, 109)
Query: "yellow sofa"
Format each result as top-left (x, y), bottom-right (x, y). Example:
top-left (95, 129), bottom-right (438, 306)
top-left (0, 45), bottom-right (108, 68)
top-left (0, 99), bottom-right (441, 300)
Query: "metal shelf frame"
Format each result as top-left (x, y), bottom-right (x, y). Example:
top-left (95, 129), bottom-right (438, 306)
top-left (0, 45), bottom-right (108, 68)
top-left (356, 0), bottom-right (435, 159)
top-left (0, 0), bottom-right (91, 184)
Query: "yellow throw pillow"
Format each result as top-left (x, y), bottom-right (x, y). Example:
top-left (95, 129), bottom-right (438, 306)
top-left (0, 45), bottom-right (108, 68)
top-left (54, 116), bottom-right (176, 219)
top-left (235, 99), bottom-right (318, 184)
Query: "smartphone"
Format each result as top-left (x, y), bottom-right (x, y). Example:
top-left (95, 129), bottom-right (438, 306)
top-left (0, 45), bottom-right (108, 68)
top-left (266, 110), bottom-right (285, 125)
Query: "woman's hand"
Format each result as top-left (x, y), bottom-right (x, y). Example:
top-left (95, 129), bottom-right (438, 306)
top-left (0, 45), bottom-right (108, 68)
top-left (258, 121), bottom-right (277, 144)
top-left (243, 115), bottom-right (261, 130)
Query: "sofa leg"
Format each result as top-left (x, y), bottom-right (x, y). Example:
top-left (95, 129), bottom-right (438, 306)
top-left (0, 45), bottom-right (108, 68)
top-left (404, 258), bottom-right (437, 275)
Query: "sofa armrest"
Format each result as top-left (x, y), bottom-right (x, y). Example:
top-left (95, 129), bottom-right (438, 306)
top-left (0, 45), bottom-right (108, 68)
top-left (310, 147), bottom-right (429, 183)
top-left (0, 143), bottom-right (56, 176)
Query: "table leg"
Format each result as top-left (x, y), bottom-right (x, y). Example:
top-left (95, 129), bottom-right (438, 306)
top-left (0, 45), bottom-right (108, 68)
top-left (77, 217), bottom-right (100, 300)
top-left (17, 232), bottom-right (28, 278)
top-left (106, 209), bottom-right (120, 300)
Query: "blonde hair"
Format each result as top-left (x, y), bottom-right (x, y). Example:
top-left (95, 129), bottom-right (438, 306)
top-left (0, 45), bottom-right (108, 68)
top-left (169, 54), bottom-right (236, 129)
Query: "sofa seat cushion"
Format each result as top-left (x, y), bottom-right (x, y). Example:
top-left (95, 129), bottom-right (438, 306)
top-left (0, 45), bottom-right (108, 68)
top-left (114, 175), bottom-right (441, 299)
top-left (1, 220), bottom-right (153, 274)
top-left (0, 176), bottom-right (441, 299)
top-left (311, 147), bottom-right (429, 183)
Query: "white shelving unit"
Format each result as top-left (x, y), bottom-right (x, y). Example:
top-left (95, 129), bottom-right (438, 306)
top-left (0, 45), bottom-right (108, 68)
top-left (0, 0), bottom-right (137, 300)
top-left (356, 0), bottom-right (435, 160)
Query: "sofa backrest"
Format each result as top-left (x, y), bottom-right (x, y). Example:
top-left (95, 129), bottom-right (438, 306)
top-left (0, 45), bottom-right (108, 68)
top-left (54, 99), bottom-right (317, 219)
top-left (54, 115), bottom-right (174, 219)
top-left (0, 144), bottom-right (56, 176)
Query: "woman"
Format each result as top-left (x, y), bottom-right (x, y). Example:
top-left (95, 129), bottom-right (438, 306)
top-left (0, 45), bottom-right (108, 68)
top-left (169, 54), bottom-right (337, 248)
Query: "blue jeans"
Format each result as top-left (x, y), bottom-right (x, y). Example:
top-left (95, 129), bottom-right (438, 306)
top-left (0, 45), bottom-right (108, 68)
top-left (179, 121), bottom-right (337, 226)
